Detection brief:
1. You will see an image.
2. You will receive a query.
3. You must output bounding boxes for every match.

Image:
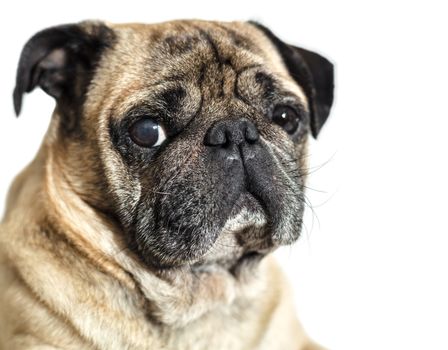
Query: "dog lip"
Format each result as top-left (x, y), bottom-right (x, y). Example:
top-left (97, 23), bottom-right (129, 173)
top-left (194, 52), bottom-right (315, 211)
top-left (229, 191), bottom-right (265, 218)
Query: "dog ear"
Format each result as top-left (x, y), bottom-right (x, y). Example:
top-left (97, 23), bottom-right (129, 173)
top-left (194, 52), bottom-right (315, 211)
top-left (249, 22), bottom-right (334, 138)
top-left (13, 22), bottom-right (115, 130)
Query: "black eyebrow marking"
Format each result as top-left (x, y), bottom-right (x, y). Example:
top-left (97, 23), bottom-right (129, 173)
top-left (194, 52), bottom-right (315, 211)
top-left (159, 87), bottom-right (186, 114)
top-left (255, 71), bottom-right (276, 100)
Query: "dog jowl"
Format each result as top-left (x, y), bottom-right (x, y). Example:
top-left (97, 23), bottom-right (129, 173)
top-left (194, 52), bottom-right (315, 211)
top-left (13, 20), bottom-right (334, 272)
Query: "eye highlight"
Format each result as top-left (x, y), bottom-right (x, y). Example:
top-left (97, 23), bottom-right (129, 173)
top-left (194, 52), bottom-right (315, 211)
top-left (129, 119), bottom-right (166, 148)
top-left (272, 105), bottom-right (301, 134)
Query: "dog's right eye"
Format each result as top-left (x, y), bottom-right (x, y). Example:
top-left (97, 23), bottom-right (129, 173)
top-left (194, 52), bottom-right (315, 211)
top-left (272, 105), bottom-right (301, 135)
top-left (129, 119), bottom-right (167, 148)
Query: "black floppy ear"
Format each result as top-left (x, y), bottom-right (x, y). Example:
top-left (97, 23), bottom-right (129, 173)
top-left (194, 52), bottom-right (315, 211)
top-left (13, 22), bottom-right (115, 130)
top-left (250, 22), bottom-right (334, 138)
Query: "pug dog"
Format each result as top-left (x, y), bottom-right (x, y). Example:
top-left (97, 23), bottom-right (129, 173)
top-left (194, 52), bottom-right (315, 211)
top-left (0, 19), bottom-right (333, 349)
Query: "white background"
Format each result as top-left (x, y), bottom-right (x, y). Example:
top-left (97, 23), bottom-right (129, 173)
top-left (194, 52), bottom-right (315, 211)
top-left (1, 1), bottom-right (447, 349)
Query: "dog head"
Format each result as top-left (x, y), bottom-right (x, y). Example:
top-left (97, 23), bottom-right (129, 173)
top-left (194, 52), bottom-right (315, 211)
top-left (13, 20), bottom-right (334, 273)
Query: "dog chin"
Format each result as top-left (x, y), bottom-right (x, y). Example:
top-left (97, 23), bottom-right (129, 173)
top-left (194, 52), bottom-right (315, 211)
top-left (183, 195), bottom-right (273, 272)
top-left (146, 194), bottom-right (271, 274)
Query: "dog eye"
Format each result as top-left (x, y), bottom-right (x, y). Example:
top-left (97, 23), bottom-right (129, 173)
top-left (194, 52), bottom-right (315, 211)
top-left (129, 119), bottom-right (166, 148)
top-left (272, 105), bottom-right (301, 134)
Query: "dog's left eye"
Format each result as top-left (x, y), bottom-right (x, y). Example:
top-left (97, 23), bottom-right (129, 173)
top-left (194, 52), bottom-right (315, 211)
top-left (272, 105), bottom-right (301, 134)
top-left (129, 119), bottom-right (166, 148)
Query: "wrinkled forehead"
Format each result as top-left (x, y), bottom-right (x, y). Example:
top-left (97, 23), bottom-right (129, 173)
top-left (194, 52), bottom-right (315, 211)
top-left (110, 20), bottom-right (286, 73)
top-left (87, 20), bottom-right (307, 122)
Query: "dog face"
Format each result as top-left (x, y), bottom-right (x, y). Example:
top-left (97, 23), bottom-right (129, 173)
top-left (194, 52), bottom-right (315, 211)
top-left (14, 20), bottom-right (334, 272)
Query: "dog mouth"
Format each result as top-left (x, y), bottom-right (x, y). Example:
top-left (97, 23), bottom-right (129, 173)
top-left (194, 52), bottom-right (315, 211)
top-left (228, 191), bottom-right (266, 221)
top-left (187, 191), bottom-right (272, 270)
top-left (220, 190), bottom-right (270, 253)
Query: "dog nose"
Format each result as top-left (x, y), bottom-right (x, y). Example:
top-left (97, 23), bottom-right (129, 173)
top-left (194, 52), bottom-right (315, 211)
top-left (204, 118), bottom-right (259, 148)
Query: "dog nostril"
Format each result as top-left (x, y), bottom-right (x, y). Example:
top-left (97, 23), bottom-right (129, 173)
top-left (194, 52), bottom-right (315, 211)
top-left (204, 118), bottom-right (259, 147)
top-left (204, 128), bottom-right (227, 147)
